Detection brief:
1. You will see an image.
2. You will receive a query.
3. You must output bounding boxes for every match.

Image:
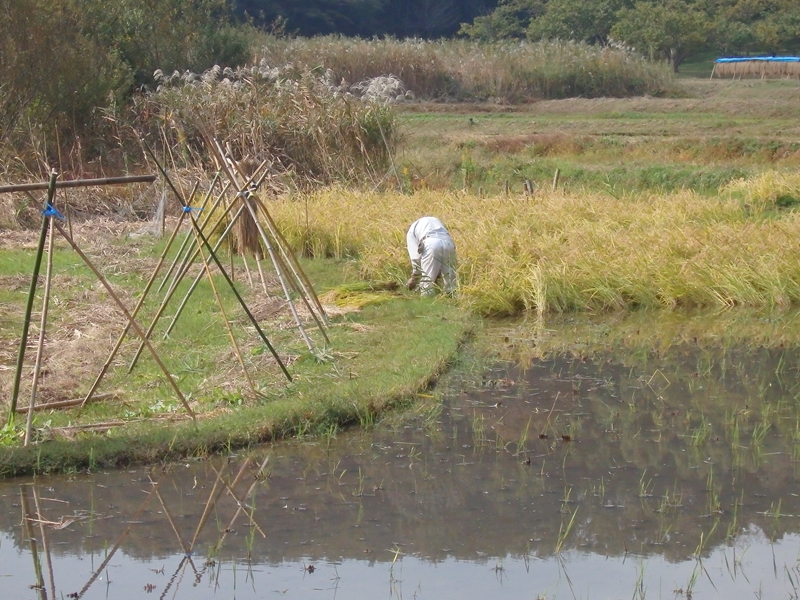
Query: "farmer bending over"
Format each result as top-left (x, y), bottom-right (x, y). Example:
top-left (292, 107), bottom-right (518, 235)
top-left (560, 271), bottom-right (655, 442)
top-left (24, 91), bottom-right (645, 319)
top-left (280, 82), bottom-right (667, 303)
top-left (406, 216), bottom-right (457, 295)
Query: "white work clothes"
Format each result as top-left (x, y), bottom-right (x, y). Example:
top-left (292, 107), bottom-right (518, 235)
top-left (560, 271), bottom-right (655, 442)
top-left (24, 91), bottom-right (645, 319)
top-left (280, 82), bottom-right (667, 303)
top-left (406, 216), bottom-right (457, 295)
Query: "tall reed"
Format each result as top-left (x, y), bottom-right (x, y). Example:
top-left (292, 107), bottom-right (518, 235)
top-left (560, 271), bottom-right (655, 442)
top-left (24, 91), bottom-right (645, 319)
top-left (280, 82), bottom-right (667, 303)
top-left (133, 64), bottom-right (396, 189)
top-left (271, 171), bottom-right (800, 315)
top-left (253, 37), bottom-right (674, 102)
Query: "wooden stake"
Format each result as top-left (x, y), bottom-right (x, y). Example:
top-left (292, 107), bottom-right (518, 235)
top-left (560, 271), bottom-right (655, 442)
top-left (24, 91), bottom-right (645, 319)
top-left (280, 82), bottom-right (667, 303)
top-left (82, 209), bottom-right (190, 407)
top-left (7, 172), bottom-right (57, 425)
top-left (552, 168), bottom-right (561, 192)
top-left (25, 215), bottom-right (55, 446)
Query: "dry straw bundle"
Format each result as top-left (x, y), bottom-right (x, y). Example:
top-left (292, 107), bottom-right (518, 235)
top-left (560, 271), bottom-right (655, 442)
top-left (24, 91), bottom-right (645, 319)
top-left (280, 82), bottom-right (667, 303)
top-left (712, 58), bottom-right (800, 79)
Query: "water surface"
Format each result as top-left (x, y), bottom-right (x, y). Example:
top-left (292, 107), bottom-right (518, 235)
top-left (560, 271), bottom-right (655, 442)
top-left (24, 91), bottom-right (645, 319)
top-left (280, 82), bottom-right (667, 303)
top-left (3, 310), bottom-right (800, 599)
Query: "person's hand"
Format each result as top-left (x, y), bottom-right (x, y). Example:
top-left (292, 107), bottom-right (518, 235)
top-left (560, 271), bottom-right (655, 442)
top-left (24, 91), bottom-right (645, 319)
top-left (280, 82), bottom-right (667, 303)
top-left (406, 276), bottom-right (418, 291)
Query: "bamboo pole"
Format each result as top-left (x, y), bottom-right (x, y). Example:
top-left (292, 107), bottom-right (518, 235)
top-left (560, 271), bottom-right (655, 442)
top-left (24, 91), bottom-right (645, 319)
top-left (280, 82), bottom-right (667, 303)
top-left (242, 252), bottom-right (255, 286)
top-left (81, 208), bottom-right (190, 407)
top-left (552, 168), bottom-right (561, 192)
top-left (20, 486), bottom-right (46, 600)
top-left (254, 196), bottom-right (329, 329)
top-left (211, 138), bottom-right (328, 331)
top-left (261, 229), bottom-right (330, 347)
top-left (25, 214), bottom-right (55, 446)
top-left (207, 140), bottom-right (316, 352)
top-left (50, 220), bottom-right (196, 421)
top-left (210, 458), bottom-right (269, 541)
top-left (241, 194), bottom-right (316, 352)
top-left (7, 172), bottom-right (58, 425)
top-left (127, 199), bottom-right (244, 370)
top-left (158, 176), bottom-right (227, 293)
top-left (161, 204), bottom-right (246, 340)
top-left (154, 488), bottom-right (191, 555)
top-left (160, 555), bottom-right (193, 599)
top-left (143, 141), bottom-right (292, 381)
top-left (188, 459), bottom-right (251, 552)
top-left (32, 486), bottom-right (57, 600)
top-left (0, 174), bottom-right (156, 194)
top-left (158, 179), bottom-right (200, 292)
top-left (16, 392), bottom-right (115, 413)
top-left (190, 216), bottom-right (258, 397)
top-left (256, 255), bottom-right (269, 296)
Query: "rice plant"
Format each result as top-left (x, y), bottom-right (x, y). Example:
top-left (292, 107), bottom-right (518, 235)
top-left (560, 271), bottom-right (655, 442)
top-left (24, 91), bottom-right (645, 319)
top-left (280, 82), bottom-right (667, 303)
top-left (269, 170), bottom-right (800, 316)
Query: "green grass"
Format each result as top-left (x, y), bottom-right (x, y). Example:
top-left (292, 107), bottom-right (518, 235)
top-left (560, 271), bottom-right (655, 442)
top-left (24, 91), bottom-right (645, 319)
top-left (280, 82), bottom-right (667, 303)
top-left (0, 294), bottom-right (469, 476)
top-left (0, 233), bottom-right (471, 475)
top-left (395, 77), bottom-right (800, 195)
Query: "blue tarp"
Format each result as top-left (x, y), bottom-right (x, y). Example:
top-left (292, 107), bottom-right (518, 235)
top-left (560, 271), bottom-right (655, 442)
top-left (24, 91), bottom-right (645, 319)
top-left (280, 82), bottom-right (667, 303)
top-left (716, 56), bottom-right (800, 63)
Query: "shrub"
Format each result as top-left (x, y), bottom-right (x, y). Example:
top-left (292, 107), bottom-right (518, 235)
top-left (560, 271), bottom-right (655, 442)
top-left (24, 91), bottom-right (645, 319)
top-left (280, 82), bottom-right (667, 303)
top-left (133, 63), bottom-right (398, 189)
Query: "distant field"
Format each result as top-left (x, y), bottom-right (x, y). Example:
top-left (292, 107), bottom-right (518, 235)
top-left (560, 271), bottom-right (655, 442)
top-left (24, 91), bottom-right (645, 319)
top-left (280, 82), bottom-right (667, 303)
top-left (396, 78), bottom-right (800, 195)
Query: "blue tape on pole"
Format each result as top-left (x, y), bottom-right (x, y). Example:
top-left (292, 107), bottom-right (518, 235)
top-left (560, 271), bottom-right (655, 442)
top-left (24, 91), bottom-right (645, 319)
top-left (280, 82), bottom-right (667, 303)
top-left (716, 56), bottom-right (800, 63)
top-left (183, 206), bottom-right (203, 213)
top-left (42, 203), bottom-right (65, 220)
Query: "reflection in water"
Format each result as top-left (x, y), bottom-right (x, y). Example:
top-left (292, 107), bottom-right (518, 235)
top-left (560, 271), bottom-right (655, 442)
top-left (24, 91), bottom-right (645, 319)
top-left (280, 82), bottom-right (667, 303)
top-left (2, 311), bottom-right (800, 599)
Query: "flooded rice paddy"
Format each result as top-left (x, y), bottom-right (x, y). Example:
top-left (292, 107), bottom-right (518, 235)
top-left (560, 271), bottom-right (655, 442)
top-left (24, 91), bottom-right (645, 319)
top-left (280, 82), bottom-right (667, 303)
top-left (4, 310), bottom-right (800, 599)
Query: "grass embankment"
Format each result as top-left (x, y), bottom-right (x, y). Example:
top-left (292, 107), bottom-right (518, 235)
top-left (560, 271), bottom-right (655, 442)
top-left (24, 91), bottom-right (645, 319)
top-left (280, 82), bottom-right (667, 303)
top-left (272, 170), bottom-right (800, 315)
top-left (0, 229), bottom-right (470, 476)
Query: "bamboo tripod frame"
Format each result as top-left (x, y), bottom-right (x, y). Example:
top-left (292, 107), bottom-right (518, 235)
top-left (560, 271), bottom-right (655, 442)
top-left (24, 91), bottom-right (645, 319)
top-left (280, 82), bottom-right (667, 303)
top-left (3, 163), bottom-right (315, 434)
top-left (121, 137), bottom-right (329, 382)
top-left (3, 173), bottom-right (202, 435)
top-left (203, 136), bottom-right (330, 345)
top-left (84, 154), bottom-right (296, 410)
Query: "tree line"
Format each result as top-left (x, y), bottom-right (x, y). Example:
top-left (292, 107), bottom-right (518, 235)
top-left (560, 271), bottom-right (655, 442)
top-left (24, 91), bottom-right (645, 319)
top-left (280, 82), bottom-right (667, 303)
top-left (460, 0), bottom-right (800, 71)
top-left (2, 0), bottom-right (798, 159)
top-left (233, 0), bottom-right (498, 38)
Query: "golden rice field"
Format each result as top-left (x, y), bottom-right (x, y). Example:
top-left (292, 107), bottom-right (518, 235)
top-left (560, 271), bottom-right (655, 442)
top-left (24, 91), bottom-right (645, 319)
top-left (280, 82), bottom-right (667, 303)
top-left (270, 171), bottom-right (800, 315)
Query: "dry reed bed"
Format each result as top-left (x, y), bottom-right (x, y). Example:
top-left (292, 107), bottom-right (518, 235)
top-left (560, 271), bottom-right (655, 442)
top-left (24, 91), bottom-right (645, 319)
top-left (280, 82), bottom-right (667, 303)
top-left (270, 171), bottom-right (800, 315)
top-left (133, 65), bottom-right (395, 189)
top-left (254, 37), bottom-right (673, 101)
